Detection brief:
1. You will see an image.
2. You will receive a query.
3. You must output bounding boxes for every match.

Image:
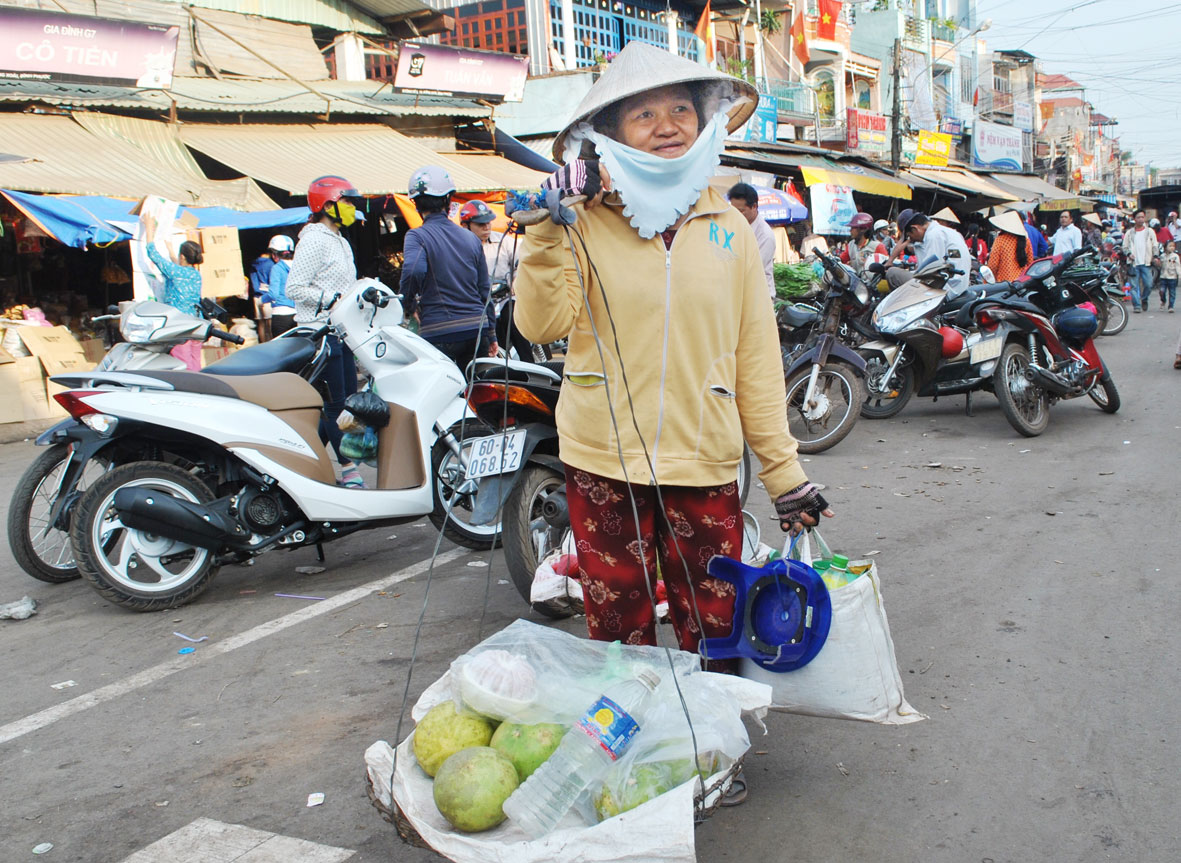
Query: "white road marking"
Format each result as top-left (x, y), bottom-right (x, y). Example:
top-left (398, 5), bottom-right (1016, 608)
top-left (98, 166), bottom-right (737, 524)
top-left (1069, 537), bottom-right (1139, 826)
top-left (0, 548), bottom-right (467, 745)
top-left (118, 817), bottom-right (353, 862)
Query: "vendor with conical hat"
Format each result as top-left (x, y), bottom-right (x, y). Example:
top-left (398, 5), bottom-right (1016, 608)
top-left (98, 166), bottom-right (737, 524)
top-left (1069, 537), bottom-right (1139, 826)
top-left (513, 42), bottom-right (833, 664)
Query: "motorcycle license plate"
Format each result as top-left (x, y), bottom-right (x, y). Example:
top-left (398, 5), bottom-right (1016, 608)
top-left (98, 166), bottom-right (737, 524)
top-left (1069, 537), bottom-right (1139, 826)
top-left (464, 430), bottom-right (527, 479)
top-left (969, 334), bottom-right (1003, 363)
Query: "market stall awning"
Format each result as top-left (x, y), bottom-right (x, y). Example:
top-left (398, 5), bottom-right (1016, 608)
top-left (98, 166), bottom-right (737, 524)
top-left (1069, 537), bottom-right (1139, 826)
top-left (0, 113), bottom-right (275, 208)
top-left (723, 149), bottom-right (913, 200)
top-left (179, 123), bottom-right (512, 195)
top-left (1, 190), bottom-right (308, 250)
top-left (984, 173), bottom-right (1073, 202)
top-left (71, 112), bottom-right (278, 211)
top-left (905, 168), bottom-right (1019, 203)
top-left (436, 153), bottom-right (550, 191)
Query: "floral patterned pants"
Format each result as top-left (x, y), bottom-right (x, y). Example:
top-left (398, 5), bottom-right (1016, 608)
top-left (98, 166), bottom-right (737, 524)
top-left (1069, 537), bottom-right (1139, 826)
top-left (564, 466), bottom-right (742, 658)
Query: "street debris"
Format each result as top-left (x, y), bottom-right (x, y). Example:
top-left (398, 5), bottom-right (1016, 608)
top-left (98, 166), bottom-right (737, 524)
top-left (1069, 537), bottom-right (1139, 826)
top-left (178, 647), bottom-right (196, 655)
top-left (836, 763), bottom-right (850, 776)
top-left (295, 566), bottom-right (326, 575)
top-left (50, 680), bottom-right (77, 690)
top-left (0, 596), bottom-right (37, 620)
top-left (32, 843), bottom-right (53, 855)
top-left (466, 561), bottom-right (488, 568)
top-left (275, 593), bottom-right (326, 601)
top-left (307, 792), bottom-right (325, 807)
top-left (173, 632), bottom-right (208, 643)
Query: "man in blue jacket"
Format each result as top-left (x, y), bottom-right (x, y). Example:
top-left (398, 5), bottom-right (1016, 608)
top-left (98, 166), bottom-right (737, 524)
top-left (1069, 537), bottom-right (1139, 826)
top-left (399, 165), bottom-right (497, 372)
top-left (1024, 211), bottom-right (1048, 258)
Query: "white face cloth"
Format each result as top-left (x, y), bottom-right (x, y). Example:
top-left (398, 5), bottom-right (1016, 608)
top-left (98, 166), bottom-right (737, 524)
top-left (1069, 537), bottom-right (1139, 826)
top-left (563, 107), bottom-right (731, 239)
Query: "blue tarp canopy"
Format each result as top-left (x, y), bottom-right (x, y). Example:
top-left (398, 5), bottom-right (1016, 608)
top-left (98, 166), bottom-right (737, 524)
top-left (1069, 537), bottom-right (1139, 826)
top-left (751, 185), bottom-right (808, 223)
top-left (1, 189), bottom-right (310, 250)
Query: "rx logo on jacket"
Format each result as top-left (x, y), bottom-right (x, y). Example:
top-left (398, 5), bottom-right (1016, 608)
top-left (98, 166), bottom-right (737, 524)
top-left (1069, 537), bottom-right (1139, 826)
top-left (706, 221), bottom-right (739, 260)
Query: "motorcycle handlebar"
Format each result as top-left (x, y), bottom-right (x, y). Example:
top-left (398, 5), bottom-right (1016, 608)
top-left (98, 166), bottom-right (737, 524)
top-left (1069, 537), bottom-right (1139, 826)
top-left (209, 328), bottom-right (245, 345)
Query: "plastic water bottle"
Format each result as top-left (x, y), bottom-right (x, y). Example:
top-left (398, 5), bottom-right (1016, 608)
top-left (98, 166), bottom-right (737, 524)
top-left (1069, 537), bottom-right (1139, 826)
top-left (823, 554), bottom-right (851, 589)
top-left (502, 668), bottom-right (661, 837)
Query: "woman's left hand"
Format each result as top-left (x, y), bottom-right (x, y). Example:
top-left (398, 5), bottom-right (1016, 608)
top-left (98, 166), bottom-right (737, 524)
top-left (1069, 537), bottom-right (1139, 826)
top-left (775, 481), bottom-right (835, 534)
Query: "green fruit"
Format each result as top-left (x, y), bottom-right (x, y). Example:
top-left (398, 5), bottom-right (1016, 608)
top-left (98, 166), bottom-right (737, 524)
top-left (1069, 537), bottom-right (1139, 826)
top-left (591, 762), bottom-right (675, 822)
top-left (433, 747), bottom-right (519, 833)
top-left (413, 701), bottom-right (493, 777)
top-left (664, 751), bottom-right (721, 786)
top-left (489, 722), bottom-right (565, 781)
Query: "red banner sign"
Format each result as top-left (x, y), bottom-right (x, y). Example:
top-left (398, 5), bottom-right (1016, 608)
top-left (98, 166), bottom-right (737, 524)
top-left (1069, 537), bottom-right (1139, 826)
top-left (0, 7), bottom-right (179, 89)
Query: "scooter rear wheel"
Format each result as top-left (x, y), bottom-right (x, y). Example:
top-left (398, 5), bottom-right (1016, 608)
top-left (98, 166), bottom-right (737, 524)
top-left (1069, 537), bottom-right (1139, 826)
top-left (70, 461), bottom-right (220, 611)
top-left (502, 465), bottom-right (577, 619)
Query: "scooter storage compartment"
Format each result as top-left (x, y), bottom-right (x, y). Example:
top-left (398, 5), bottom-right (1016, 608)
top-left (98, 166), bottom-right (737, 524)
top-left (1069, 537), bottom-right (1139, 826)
top-left (377, 403), bottom-right (426, 490)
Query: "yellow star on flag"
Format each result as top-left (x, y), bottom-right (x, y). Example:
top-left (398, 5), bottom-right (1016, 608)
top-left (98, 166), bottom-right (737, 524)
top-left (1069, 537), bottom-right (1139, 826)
top-left (795, 31), bottom-right (804, 44)
top-left (822, 13), bottom-right (831, 23)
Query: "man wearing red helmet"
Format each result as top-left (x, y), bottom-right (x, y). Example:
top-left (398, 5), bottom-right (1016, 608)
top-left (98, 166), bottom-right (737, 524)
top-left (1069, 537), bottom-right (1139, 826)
top-left (840, 211), bottom-right (888, 275)
top-left (287, 175), bottom-right (366, 488)
top-left (400, 166), bottom-right (498, 371)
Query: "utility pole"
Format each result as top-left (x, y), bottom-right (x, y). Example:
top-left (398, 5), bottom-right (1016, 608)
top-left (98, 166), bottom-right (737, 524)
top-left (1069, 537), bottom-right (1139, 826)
top-left (890, 37), bottom-right (902, 172)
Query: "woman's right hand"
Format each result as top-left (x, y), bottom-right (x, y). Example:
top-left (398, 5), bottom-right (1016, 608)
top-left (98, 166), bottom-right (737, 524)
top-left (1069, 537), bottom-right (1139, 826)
top-left (541, 159), bottom-right (612, 210)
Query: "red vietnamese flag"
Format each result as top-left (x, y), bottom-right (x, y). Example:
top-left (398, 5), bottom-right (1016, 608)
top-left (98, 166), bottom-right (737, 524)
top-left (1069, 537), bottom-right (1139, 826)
top-left (784, 178), bottom-right (805, 205)
top-left (693, 0), bottom-right (715, 64)
top-left (817, 0), bottom-right (841, 41)
top-left (790, 10), bottom-right (809, 66)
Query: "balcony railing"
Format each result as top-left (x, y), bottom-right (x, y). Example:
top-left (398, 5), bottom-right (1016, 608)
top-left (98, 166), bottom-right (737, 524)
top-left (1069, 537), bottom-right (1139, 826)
top-left (930, 21), bottom-right (956, 43)
top-left (756, 77), bottom-right (816, 116)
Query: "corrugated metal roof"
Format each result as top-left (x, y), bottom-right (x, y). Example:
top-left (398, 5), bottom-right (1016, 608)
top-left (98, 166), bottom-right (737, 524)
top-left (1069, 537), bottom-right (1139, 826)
top-left (908, 168), bottom-right (1018, 202)
top-left (0, 112), bottom-right (257, 204)
top-left (188, 8), bottom-right (330, 80)
top-left (71, 112), bottom-right (278, 210)
top-left (439, 153), bottom-right (549, 190)
top-left (0, 78), bottom-right (489, 118)
top-left (180, 123), bottom-right (513, 194)
top-left (0, 0), bottom-right (385, 38)
top-left (348, 0), bottom-right (434, 20)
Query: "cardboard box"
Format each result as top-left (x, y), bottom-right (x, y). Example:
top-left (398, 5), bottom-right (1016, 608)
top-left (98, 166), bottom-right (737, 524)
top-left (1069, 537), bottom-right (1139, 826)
top-left (16, 355), bottom-right (53, 421)
top-left (79, 339), bottom-right (105, 366)
top-left (17, 325), bottom-right (88, 373)
top-left (0, 363), bottom-right (25, 423)
top-left (0, 344), bottom-right (15, 364)
top-left (201, 345), bottom-right (234, 368)
top-left (10, 325), bottom-right (88, 421)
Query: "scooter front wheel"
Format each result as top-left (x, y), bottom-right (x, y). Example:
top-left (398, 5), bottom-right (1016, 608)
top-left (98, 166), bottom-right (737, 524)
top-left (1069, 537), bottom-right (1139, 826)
top-left (428, 423), bottom-right (502, 550)
top-left (1101, 297), bottom-right (1127, 335)
top-left (859, 352), bottom-right (915, 419)
top-left (69, 461), bottom-right (220, 611)
top-left (784, 362), bottom-right (864, 454)
top-left (1088, 371), bottom-right (1120, 413)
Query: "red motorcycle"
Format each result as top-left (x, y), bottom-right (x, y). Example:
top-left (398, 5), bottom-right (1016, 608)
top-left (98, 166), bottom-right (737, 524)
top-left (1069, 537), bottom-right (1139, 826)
top-left (963, 249), bottom-right (1120, 436)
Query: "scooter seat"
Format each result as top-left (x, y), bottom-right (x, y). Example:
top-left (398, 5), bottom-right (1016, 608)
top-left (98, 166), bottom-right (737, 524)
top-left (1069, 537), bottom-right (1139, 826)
top-left (132, 371), bottom-right (323, 412)
top-left (942, 282), bottom-right (1014, 315)
top-left (778, 304), bottom-right (820, 329)
top-left (203, 337), bottom-right (316, 377)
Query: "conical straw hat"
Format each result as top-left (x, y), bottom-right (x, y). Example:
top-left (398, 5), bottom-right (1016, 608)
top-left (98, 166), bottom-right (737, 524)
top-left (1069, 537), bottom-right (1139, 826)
top-left (989, 209), bottom-right (1027, 237)
top-left (932, 207), bottom-right (959, 224)
top-left (553, 42), bottom-right (757, 162)
top-left (1082, 212), bottom-right (1103, 227)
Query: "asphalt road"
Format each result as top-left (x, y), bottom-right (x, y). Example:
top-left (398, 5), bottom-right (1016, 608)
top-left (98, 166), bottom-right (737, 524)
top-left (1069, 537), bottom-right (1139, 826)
top-left (1, 307), bottom-right (1177, 863)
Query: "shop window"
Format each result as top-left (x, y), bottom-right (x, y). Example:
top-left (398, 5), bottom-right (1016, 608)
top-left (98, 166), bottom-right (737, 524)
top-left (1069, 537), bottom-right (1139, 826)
top-left (853, 79), bottom-right (871, 111)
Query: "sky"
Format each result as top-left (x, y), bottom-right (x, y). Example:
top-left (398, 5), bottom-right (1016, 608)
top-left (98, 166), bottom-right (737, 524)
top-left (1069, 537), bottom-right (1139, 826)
top-left (975, 0), bottom-right (1181, 169)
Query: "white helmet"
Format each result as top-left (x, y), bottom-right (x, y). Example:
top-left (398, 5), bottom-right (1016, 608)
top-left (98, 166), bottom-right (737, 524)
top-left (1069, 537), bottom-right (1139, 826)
top-left (408, 165), bottom-right (456, 199)
top-left (1150, 218), bottom-right (1160, 228)
top-left (268, 234), bottom-right (294, 253)
top-left (873, 219), bottom-right (889, 233)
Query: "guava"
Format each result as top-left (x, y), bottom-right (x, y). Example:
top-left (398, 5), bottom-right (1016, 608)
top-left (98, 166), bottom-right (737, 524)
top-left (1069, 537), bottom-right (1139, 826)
top-left (490, 722), bottom-right (566, 781)
top-left (664, 750), bottom-right (721, 786)
top-left (413, 701), bottom-right (494, 777)
top-left (433, 746), bottom-right (519, 833)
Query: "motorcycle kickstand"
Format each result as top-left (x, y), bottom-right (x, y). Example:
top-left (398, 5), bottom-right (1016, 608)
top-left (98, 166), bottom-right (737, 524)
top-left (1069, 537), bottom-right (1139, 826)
top-left (964, 390), bottom-right (974, 417)
top-left (316, 543), bottom-right (326, 563)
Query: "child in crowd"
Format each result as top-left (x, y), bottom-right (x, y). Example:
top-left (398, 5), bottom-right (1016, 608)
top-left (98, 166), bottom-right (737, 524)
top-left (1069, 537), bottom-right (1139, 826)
top-left (1159, 240), bottom-right (1179, 312)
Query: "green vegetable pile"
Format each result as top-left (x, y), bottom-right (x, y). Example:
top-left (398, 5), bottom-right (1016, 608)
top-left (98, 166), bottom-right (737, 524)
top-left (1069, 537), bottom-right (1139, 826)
top-left (773, 262), bottom-right (818, 300)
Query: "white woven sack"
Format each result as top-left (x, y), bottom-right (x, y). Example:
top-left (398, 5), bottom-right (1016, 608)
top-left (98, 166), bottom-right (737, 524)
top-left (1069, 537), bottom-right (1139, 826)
top-left (742, 546), bottom-right (925, 724)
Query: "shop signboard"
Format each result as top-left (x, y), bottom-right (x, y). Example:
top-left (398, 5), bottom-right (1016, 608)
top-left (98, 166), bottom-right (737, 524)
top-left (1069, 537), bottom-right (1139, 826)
top-left (971, 119), bottom-right (1024, 171)
top-left (915, 130), bottom-right (953, 167)
top-left (393, 42), bottom-right (528, 103)
top-left (0, 6), bottom-right (179, 88)
top-left (744, 95), bottom-right (779, 143)
top-left (1013, 101), bottom-right (1034, 132)
top-left (810, 183), bottom-right (856, 237)
top-left (845, 108), bottom-right (889, 154)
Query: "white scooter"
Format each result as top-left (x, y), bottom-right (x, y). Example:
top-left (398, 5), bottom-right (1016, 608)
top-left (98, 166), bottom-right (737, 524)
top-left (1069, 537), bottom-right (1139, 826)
top-left (51, 278), bottom-right (510, 611)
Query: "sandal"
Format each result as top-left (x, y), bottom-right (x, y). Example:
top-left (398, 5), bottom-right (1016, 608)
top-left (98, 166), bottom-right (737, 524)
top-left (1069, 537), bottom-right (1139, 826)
top-left (720, 773), bottom-right (748, 807)
top-left (1174, 357), bottom-right (1181, 369)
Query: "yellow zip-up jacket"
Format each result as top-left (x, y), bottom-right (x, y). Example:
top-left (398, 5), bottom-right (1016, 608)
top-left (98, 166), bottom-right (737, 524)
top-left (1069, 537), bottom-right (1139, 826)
top-left (513, 186), bottom-right (808, 501)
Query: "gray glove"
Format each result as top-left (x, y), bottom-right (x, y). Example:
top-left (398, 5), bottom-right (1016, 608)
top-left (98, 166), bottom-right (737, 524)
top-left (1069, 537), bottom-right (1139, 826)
top-left (774, 482), bottom-right (829, 530)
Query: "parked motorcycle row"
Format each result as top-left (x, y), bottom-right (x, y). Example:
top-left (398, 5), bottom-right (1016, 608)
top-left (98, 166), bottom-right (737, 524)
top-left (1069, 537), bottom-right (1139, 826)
top-left (776, 245), bottom-right (1123, 450)
top-left (9, 240), bottom-right (1120, 615)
